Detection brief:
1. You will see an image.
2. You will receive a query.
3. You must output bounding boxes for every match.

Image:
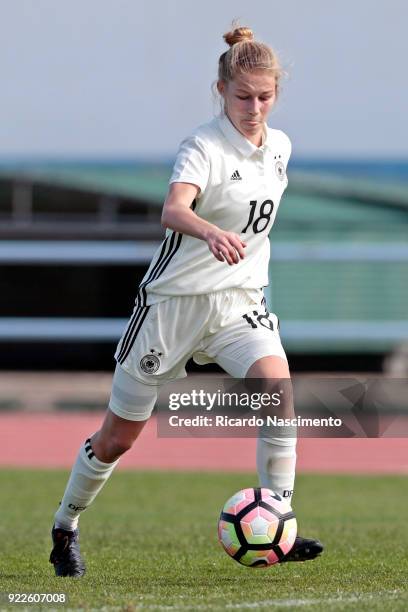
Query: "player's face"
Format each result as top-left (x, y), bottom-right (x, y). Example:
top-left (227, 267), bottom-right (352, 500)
top-left (218, 70), bottom-right (277, 145)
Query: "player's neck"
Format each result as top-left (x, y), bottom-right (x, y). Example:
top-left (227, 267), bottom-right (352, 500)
top-left (247, 132), bottom-right (263, 147)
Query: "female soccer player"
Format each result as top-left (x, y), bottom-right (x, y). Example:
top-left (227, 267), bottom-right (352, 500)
top-left (49, 25), bottom-right (323, 576)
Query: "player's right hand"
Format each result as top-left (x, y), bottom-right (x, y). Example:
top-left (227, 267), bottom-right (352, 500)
top-left (205, 229), bottom-right (247, 265)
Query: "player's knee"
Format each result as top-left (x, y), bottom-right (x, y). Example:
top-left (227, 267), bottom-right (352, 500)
top-left (245, 363), bottom-right (293, 418)
top-left (246, 356), bottom-right (290, 380)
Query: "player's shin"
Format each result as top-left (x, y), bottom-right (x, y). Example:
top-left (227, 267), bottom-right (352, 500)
top-left (256, 436), bottom-right (297, 503)
top-left (54, 437), bottom-right (119, 531)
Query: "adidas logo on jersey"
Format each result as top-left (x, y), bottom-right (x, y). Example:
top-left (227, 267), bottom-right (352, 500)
top-left (230, 170), bottom-right (242, 181)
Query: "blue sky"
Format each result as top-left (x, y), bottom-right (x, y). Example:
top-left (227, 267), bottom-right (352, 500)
top-left (1, 0), bottom-right (407, 158)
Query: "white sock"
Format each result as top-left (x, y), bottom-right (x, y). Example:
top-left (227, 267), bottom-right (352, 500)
top-left (54, 437), bottom-right (119, 531)
top-left (256, 436), bottom-right (297, 503)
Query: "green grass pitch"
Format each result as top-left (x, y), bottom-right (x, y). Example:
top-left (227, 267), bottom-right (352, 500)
top-left (0, 470), bottom-right (407, 611)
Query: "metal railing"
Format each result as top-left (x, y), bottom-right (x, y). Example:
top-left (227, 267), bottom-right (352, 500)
top-left (1, 240), bottom-right (407, 351)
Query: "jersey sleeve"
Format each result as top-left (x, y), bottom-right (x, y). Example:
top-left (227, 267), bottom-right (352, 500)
top-left (169, 136), bottom-right (210, 195)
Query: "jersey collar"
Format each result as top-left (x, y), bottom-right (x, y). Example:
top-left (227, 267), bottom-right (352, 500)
top-left (217, 111), bottom-right (269, 158)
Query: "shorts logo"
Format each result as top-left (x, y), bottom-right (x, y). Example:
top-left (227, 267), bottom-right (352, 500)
top-left (140, 349), bottom-right (161, 374)
top-left (275, 160), bottom-right (286, 181)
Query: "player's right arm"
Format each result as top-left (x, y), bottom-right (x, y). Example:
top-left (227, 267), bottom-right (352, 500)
top-left (161, 182), bottom-right (246, 266)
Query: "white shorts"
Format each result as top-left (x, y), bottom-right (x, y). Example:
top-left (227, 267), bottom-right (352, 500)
top-left (109, 288), bottom-right (287, 421)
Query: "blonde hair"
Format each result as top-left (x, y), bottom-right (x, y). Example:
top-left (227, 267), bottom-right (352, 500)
top-left (217, 24), bottom-right (283, 97)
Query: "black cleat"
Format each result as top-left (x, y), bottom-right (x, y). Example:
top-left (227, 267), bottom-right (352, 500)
top-left (281, 535), bottom-right (324, 562)
top-left (49, 526), bottom-right (86, 577)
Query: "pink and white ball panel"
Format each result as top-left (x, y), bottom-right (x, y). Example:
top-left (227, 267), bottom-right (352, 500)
top-left (240, 548), bottom-right (280, 566)
top-left (222, 488), bottom-right (256, 515)
top-left (240, 506), bottom-right (280, 544)
top-left (279, 517), bottom-right (298, 555)
top-left (218, 520), bottom-right (241, 556)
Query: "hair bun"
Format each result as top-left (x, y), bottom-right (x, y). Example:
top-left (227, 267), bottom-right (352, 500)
top-left (223, 26), bottom-right (254, 47)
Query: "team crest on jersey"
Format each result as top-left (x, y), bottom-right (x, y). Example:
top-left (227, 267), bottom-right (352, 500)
top-left (140, 349), bottom-right (161, 374)
top-left (275, 160), bottom-right (286, 181)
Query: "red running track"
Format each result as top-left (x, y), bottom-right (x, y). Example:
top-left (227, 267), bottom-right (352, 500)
top-left (0, 412), bottom-right (407, 473)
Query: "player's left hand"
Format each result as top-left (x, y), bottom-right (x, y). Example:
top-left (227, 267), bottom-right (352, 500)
top-left (205, 228), bottom-right (247, 265)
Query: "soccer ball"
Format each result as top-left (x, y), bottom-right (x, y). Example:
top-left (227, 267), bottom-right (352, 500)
top-left (218, 487), bottom-right (297, 567)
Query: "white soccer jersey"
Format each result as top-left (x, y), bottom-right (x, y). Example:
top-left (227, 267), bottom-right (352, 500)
top-left (138, 111), bottom-right (291, 306)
